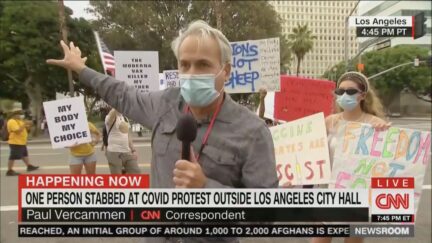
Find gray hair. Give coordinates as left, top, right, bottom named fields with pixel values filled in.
left=171, top=20, right=232, bottom=65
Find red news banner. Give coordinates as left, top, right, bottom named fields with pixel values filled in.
left=18, top=174, right=150, bottom=222
left=18, top=175, right=414, bottom=238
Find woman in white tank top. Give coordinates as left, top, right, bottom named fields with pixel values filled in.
left=104, top=109, right=141, bottom=174
left=312, top=72, right=391, bottom=243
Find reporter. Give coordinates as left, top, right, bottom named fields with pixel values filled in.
left=47, top=20, right=278, bottom=243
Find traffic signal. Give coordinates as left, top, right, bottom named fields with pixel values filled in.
left=413, top=12, right=427, bottom=39
left=357, top=63, right=364, bottom=72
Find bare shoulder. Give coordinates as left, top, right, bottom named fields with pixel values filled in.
left=325, top=113, right=340, bottom=123
left=325, top=113, right=341, bottom=130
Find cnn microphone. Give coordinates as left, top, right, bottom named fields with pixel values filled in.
left=176, top=114, right=198, bottom=160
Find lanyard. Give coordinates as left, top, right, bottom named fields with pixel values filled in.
left=183, top=97, right=224, bottom=162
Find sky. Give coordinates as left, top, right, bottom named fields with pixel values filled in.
left=64, top=0, right=95, bottom=20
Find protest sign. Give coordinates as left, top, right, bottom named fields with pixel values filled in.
left=43, top=97, right=91, bottom=149
left=114, top=51, right=159, bottom=92
left=163, top=70, right=180, bottom=88
left=270, top=112, right=331, bottom=186
left=226, top=37, right=280, bottom=93
left=274, top=76, right=335, bottom=122
left=330, top=122, right=431, bottom=213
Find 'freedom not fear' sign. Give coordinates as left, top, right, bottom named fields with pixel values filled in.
left=43, top=97, right=91, bottom=149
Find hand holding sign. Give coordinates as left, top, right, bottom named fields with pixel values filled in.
left=46, top=40, right=88, bottom=74
left=173, top=147, right=207, bottom=188
left=372, top=120, right=392, bottom=131
left=259, top=88, right=267, bottom=100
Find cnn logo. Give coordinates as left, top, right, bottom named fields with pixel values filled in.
left=375, top=193, right=409, bottom=209
left=371, top=178, right=415, bottom=215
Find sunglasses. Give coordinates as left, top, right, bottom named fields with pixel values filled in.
left=334, top=88, right=362, bottom=95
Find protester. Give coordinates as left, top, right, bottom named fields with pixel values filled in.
left=5, top=108, right=39, bottom=176
left=40, top=109, right=49, bottom=136
left=258, top=88, right=275, bottom=127
left=104, top=108, right=140, bottom=174
left=325, top=71, right=390, bottom=166
left=67, top=121, right=101, bottom=175
left=311, top=71, right=390, bottom=243
left=48, top=20, right=278, bottom=242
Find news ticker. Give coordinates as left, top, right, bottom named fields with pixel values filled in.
left=349, top=16, right=415, bottom=38
left=18, top=175, right=416, bottom=237
left=18, top=224, right=414, bottom=237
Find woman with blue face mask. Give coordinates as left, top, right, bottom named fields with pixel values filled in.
left=326, top=71, right=391, bottom=141
left=311, top=71, right=391, bottom=243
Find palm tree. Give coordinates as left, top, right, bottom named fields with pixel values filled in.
left=288, top=24, right=316, bottom=76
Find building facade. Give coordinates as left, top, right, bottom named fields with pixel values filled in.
left=269, top=1, right=359, bottom=78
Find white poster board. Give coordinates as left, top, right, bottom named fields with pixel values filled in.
left=114, top=51, right=159, bottom=92
left=43, top=97, right=91, bottom=149
left=330, top=122, right=431, bottom=214
left=270, top=112, right=331, bottom=186
left=163, top=70, right=180, bottom=88
left=226, top=37, right=280, bottom=93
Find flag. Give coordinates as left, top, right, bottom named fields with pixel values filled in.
left=94, top=31, right=115, bottom=76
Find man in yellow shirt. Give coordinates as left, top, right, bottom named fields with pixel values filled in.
left=6, top=108, right=39, bottom=176
left=68, top=121, right=101, bottom=174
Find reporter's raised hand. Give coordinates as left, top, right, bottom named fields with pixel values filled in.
left=46, top=40, right=88, bottom=74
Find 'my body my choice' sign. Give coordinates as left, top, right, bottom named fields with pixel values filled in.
left=43, top=97, right=91, bottom=149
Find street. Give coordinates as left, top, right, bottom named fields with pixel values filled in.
left=0, top=117, right=430, bottom=243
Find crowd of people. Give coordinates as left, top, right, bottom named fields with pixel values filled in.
left=0, top=19, right=394, bottom=243
left=1, top=106, right=140, bottom=176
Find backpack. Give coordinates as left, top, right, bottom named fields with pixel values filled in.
left=102, top=117, right=116, bottom=147
left=1, top=119, right=9, bottom=141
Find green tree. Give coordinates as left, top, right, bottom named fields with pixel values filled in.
left=362, top=45, right=431, bottom=106
left=0, top=2, right=101, bottom=135
left=322, top=61, right=348, bottom=82
left=88, top=0, right=291, bottom=108
left=288, top=24, right=316, bottom=76
left=89, top=0, right=291, bottom=71
left=323, top=45, right=431, bottom=107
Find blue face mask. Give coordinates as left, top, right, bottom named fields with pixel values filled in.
left=336, top=93, right=359, bottom=111
left=179, top=68, right=224, bottom=107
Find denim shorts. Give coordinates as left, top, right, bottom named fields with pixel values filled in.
left=69, top=153, right=97, bottom=165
